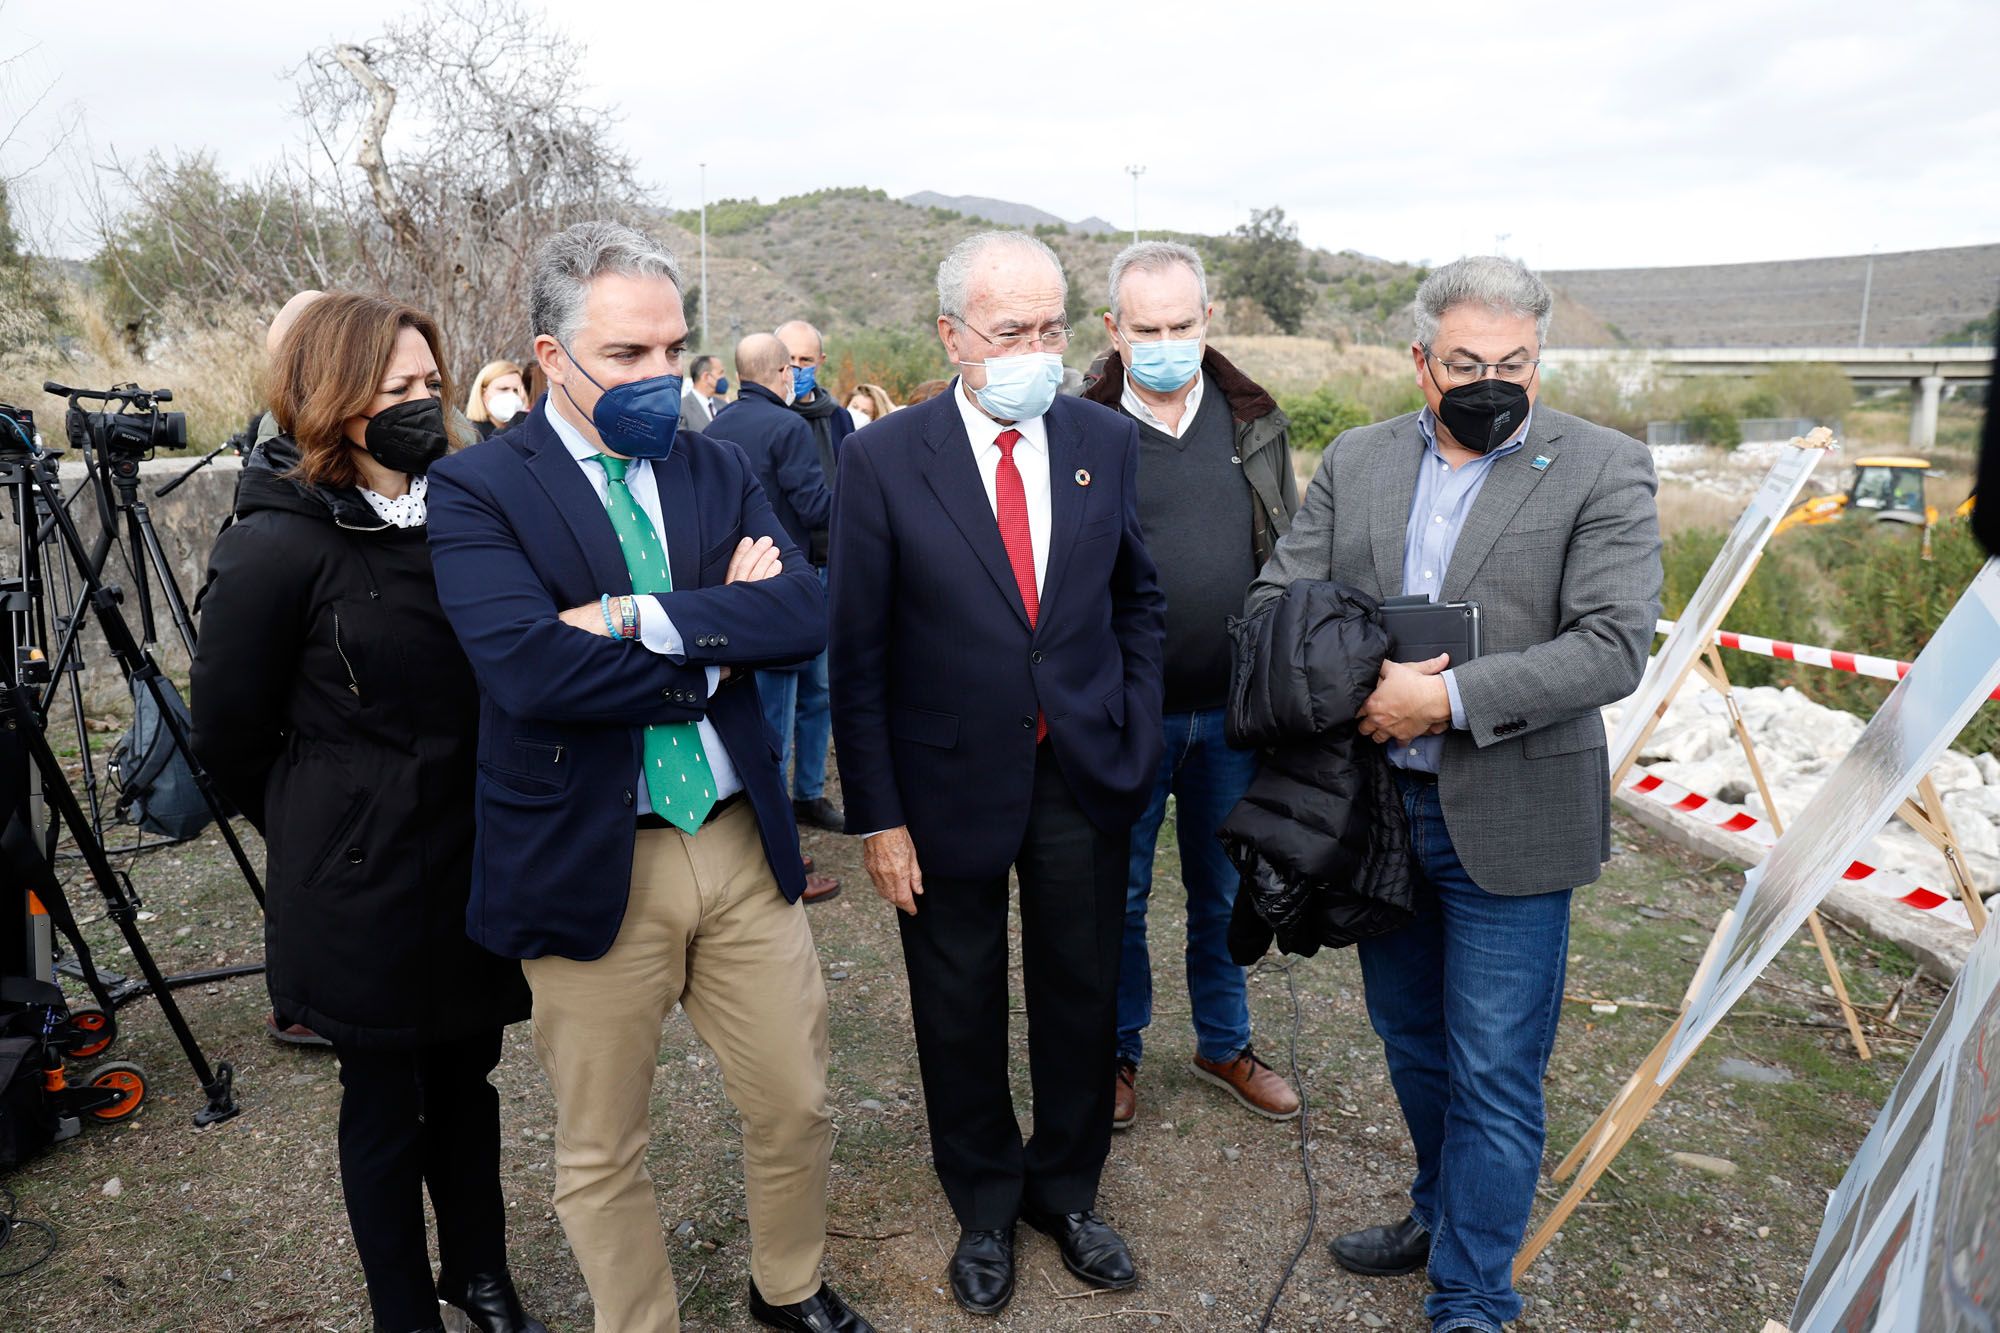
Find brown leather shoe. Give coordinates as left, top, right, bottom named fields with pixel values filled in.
left=1191, top=1046, right=1300, bottom=1120
left=802, top=871, right=842, bottom=905
left=1112, top=1060, right=1137, bottom=1131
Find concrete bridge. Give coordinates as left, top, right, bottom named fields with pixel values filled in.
left=1542, top=345, right=1994, bottom=448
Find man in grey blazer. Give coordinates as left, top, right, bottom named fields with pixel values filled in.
left=680, top=354, right=727, bottom=431
left=1245, top=256, right=1661, bottom=1333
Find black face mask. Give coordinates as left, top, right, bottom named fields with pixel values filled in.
left=1430, top=365, right=1531, bottom=455
left=361, top=398, right=451, bottom=475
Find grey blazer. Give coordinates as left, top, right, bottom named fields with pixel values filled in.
left=680, top=389, right=717, bottom=432
left=1246, top=406, right=1662, bottom=896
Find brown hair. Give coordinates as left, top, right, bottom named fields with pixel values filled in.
left=846, top=382, right=895, bottom=420
left=905, top=378, right=951, bottom=405
left=265, top=292, right=453, bottom=491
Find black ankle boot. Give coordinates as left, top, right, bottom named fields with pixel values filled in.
left=437, top=1272, right=548, bottom=1333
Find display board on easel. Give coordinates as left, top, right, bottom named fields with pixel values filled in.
left=1788, top=875, right=2000, bottom=1331
left=1515, top=558, right=2000, bottom=1281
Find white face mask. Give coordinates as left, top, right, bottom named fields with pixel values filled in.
left=961, top=352, right=1064, bottom=422
left=848, top=405, right=872, bottom=425
left=488, top=390, right=524, bottom=423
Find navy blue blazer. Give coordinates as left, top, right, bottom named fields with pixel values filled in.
left=427, top=398, right=825, bottom=961
left=828, top=387, right=1166, bottom=880
left=709, top=384, right=832, bottom=558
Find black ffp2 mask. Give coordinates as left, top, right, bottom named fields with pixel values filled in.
left=1433, top=375, right=1530, bottom=455
left=362, top=398, right=451, bottom=475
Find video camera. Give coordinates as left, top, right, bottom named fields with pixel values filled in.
left=44, top=381, right=187, bottom=462
left=0, top=402, right=33, bottom=459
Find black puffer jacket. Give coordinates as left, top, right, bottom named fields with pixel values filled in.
left=1218, top=580, right=1415, bottom=959
left=190, top=436, right=530, bottom=1049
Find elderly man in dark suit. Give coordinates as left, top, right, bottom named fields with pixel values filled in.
left=829, top=231, right=1165, bottom=1317
left=427, top=221, right=874, bottom=1333
left=1246, top=256, right=1662, bottom=1333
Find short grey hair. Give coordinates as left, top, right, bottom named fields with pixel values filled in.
left=937, top=231, right=1067, bottom=322
left=1108, top=240, right=1208, bottom=322
left=531, top=220, right=682, bottom=348
left=1412, top=255, right=1553, bottom=352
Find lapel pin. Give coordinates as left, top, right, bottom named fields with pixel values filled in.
left=1531, top=454, right=1553, bottom=472
left=1075, top=468, right=1091, bottom=487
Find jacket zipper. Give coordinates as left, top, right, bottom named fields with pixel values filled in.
left=332, top=611, right=360, bottom=697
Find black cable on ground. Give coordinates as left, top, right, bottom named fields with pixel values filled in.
left=1256, top=958, right=1318, bottom=1332
left=0, top=1182, right=59, bottom=1280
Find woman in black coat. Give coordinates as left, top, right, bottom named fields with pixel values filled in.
left=191, top=292, right=541, bottom=1333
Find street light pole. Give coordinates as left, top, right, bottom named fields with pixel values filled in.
left=1125, top=164, right=1145, bottom=246
left=699, top=162, right=710, bottom=350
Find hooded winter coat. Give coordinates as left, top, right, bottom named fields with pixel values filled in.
left=189, top=436, right=530, bottom=1049
left=1218, top=579, right=1415, bottom=960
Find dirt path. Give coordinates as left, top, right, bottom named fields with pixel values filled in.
left=2, top=798, right=1937, bottom=1331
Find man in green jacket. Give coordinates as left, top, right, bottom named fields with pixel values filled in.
left=1082, top=241, right=1302, bottom=1129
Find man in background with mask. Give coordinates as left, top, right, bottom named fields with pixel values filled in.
left=681, top=354, right=728, bottom=432
left=1245, top=256, right=1661, bottom=1333
left=427, top=221, right=875, bottom=1333
left=774, top=318, right=852, bottom=833
left=829, top=231, right=1164, bottom=1317
left=711, top=332, right=843, bottom=905
left=1079, top=241, right=1301, bottom=1131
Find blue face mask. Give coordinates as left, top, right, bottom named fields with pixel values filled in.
left=559, top=344, right=682, bottom=460
left=1126, top=336, right=1203, bottom=393
left=714, top=376, right=730, bottom=396
left=962, top=352, right=1065, bottom=422
left=791, top=365, right=817, bottom=399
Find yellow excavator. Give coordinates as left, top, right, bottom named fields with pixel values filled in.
left=1776, top=455, right=1976, bottom=534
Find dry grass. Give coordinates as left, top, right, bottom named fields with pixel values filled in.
left=0, top=284, right=266, bottom=450
left=1208, top=336, right=1409, bottom=400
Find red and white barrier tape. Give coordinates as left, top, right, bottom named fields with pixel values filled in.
left=1618, top=762, right=1975, bottom=930
left=1654, top=618, right=2000, bottom=703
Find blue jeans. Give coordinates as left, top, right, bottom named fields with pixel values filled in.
left=1357, top=772, right=1572, bottom=1333
left=1116, top=707, right=1258, bottom=1066
left=756, top=568, right=831, bottom=801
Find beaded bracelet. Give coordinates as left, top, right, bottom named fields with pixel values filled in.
left=600, top=593, right=621, bottom=639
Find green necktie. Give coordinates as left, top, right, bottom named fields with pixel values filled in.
left=593, top=454, right=715, bottom=833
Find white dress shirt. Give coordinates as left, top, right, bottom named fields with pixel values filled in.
left=1118, top=368, right=1207, bottom=440
left=951, top=377, right=1051, bottom=594
left=544, top=400, right=743, bottom=808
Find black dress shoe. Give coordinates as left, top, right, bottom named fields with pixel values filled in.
left=1328, top=1212, right=1431, bottom=1276
left=748, top=1279, right=877, bottom=1332
left=437, top=1271, right=547, bottom=1333
left=1024, top=1210, right=1137, bottom=1290
left=948, top=1227, right=1016, bottom=1315
left=794, top=796, right=845, bottom=831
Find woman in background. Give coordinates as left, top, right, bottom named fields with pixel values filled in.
left=192, top=294, right=541, bottom=1333
left=464, top=359, right=529, bottom=440
left=843, top=382, right=895, bottom=425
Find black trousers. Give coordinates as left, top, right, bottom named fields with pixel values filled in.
left=898, top=744, right=1128, bottom=1230
left=332, top=1028, right=509, bottom=1331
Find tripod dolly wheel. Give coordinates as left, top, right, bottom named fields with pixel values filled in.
left=64, top=1003, right=116, bottom=1060
left=84, top=1061, right=148, bottom=1122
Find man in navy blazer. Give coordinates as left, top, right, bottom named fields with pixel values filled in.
left=829, top=232, right=1165, bottom=1316
left=428, top=222, right=874, bottom=1333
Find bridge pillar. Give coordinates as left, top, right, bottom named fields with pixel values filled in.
left=1909, top=375, right=1944, bottom=450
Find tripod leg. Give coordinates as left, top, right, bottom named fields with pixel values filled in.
left=133, top=499, right=200, bottom=663
left=3, top=684, right=240, bottom=1125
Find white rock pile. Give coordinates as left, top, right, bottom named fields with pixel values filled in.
left=1605, top=684, right=2000, bottom=903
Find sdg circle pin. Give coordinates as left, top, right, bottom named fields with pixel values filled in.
left=1075, top=468, right=1091, bottom=487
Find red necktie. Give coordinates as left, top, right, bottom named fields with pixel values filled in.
left=994, top=429, right=1046, bottom=741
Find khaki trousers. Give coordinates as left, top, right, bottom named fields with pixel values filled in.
left=522, top=801, right=831, bottom=1333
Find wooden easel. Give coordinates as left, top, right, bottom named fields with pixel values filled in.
left=1894, top=775, right=1988, bottom=933
left=1614, top=618, right=1873, bottom=1062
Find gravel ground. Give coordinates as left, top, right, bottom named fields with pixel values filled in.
left=0, top=777, right=1939, bottom=1332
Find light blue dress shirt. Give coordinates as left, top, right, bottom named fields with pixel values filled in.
left=1388, top=406, right=1532, bottom=774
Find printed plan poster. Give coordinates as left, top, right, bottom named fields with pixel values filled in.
left=1665, top=560, right=2000, bottom=1081
left=1608, top=441, right=1825, bottom=773
left=1790, top=911, right=2000, bottom=1330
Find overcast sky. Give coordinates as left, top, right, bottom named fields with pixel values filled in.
left=5, top=0, right=1997, bottom=271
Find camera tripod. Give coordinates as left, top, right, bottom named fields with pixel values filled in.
left=2, top=415, right=243, bottom=1124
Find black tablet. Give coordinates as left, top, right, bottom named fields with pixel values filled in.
left=1377, top=596, right=1481, bottom=667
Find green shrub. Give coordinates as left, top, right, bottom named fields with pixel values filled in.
left=1680, top=396, right=1742, bottom=448
left=1280, top=387, right=1372, bottom=451
left=826, top=328, right=951, bottom=401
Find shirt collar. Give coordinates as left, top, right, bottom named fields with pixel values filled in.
left=545, top=396, right=637, bottom=470
left=1119, top=369, right=1206, bottom=438
left=1416, top=404, right=1533, bottom=461
left=951, top=377, right=1048, bottom=454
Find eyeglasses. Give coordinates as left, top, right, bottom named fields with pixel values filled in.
left=952, top=317, right=1073, bottom=353
left=1428, top=354, right=1540, bottom=385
